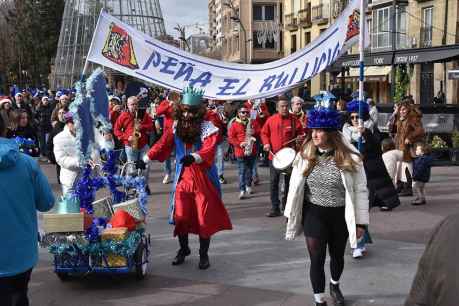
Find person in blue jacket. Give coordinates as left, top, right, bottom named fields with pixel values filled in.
left=411, top=142, right=433, bottom=206
left=0, top=115, right=55, bottom=306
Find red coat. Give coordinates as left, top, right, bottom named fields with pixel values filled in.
left=292, top=111, right=308, bottom=133
left=147, top=122, right=232, bottom=238
left=113, top=111, right=154, bottom=149
left=228, top=119, right=261, bottom=158
left=260, top=113, right=303, bottom=160
left=109, top=107, right=122, bottom=128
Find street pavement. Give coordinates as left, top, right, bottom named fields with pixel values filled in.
left=31, top=160, right=459, bottom=306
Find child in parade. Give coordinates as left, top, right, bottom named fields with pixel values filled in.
left=411, top=142, right=433, bottom=206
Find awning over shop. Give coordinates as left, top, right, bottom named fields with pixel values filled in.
left=332, top=44, right=459, bottom=69
left=338, top=66, right=392, bottom=81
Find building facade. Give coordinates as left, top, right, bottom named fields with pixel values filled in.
left=332, top=0, right=459, bottom=104
left=209, top=0, right=283, bottom=64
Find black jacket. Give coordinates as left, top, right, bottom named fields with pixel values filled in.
left=35, top=104, right=53, bottom=133
left=412, top=154, right=433, bottom=183
left=46, top=121, right=65, bottom=164
left=353, top=129, right=400, bottom=209
left=6, top=125, right=40, bottom=157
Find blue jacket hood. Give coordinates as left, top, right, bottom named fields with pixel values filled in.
left=0, top=138, right=19, bottom=169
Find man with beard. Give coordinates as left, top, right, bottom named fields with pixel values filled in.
left=139, top=86, right=232, bottom=270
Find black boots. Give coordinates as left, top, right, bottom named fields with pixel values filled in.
left=330, top=283, right=345, bottom=306
left=172, top=235, right=211, bottom=270
left=172, top=235, right=191, bottom=265
left=198, top=237, right=210, bottom=270
left=316, top=302, right=327, bottom=306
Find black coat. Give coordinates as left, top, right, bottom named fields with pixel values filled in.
left=46, top=121, right=65, bottom=164
left=352, top=130, right=400, bottom=209
left=35, top=104, right=53, bottom=133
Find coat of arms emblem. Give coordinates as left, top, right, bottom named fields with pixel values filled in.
left=102, top=23, right=139, bottom=69
left=346, top=9, right=360, bottom=42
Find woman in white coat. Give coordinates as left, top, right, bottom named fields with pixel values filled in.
left=54, top=112, right=114, bottom=195
left=284, top=103, right=369, bottom=306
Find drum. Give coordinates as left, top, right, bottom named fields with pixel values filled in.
left=272, top=147, right=296, bottom=174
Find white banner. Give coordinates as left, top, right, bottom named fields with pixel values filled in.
left=87, top=0, right=365, bottom=100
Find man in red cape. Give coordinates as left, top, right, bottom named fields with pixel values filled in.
left=139, top=86, right=232, bottom=270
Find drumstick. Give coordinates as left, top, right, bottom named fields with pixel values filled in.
left=282, top=134, right=305, bottom=147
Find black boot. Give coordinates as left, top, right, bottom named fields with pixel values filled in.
left=172, top=235, right=191, bottom=265
left=330, top=283, right=345, bottom=306
left=198, top=237, right=210, bottom=270
left=316, top=302, right=328, bottom=306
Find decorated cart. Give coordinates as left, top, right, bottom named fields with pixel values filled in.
left=41, top=153, right=151, bottom=280
left=39, top=68, right=151, bottom=280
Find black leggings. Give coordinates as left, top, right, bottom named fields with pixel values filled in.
left=303, top=205, right=349, bottom=293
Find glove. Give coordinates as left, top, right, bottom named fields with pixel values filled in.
left=180, top=155, right=195, bottom=167
left=135, top=160, right=146, bottom=170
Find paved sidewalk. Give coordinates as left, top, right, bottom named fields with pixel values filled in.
left=32, top=163, right=459, bottom=306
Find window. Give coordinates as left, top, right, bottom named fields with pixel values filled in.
left=372, top=7, right=390, bottom=49
left=422, top=7, right=433, bottom=47
left=305, top=31, right=311, bottom=45
left=253, top=4, right=275, bottom=21
left=253, top=31, right=276, bottom=49
left=396, top=6, right=407, bottom=48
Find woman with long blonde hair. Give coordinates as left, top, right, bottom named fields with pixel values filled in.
left=284, top=100, right=369, bottom=306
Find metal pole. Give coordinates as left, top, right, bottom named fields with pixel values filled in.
left=358, top=0, right=366, bottom=151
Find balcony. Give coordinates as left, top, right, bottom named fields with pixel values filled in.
left=312, top=3, right=329, bottom=25
left=284, top=13, right=298, bottom=31
left=298, top=9, right=311, bottom=28
left=420, top=26, right=432, bottom=47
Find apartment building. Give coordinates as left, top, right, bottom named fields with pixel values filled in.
left=283, top=0, right=344, bottom=96
left=332, top=0, right=459, bottom=104
left=209, top=0, right=283, bottom=63
left=209, top=0, right=224, bottom=50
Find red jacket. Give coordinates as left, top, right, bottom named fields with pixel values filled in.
left=292, top=111, right=308, bottom=133
left=109, top=106, right=122, bottom=128
left=228, top=119, right=261, bottom=158
left=260, top=113, right=303, bottom=160
left=114, top=111, right=154, bottom=149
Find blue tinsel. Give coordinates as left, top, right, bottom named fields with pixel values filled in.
left=307, top=108, right=341, bottom=130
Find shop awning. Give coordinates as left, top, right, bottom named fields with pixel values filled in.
left=332, top=44, right=459, bottom=69
left=338, top=66, right=392, bottom=81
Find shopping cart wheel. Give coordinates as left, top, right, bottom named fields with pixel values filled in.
left=135, top=242, right=148, bottom=280
left=56, top=272, right=70, bottom=281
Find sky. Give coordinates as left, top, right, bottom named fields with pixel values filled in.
left=159, top=0, right=209, bottom=38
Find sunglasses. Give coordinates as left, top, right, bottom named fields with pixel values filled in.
left=350, top=115, right=359, bottom=120
left=239, top=111, right=248, bottom=114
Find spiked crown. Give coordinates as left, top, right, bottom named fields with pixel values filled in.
left=181, top=86, right=204, bottom=106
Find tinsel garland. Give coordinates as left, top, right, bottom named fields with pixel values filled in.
left=102, top=150, right=126, bottom=204
left=73, top=165, right=106, bottom=214
left=47, top=230, right=143, bottom=258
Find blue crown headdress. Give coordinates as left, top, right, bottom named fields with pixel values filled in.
left=181, top=86, right=204, bottom=106
left=307, top=91, right=341, bottom=130
left=346, top=99, right=369, bottom=118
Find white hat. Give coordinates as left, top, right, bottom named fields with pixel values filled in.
left=0, top=98, right=12, bottom=106
left=41, top=96, right=49, bottom=102
left=109, top=95, right=121, bottom=102
left=14, top=92, right=22, bottom=98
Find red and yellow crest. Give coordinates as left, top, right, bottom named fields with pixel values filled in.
left=345, top=9, right=360, bottom=42
left=102, top=23, right=139, bottom=69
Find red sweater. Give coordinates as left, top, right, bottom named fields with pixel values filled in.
left=114, top=111, right=154, bottom=149
left=260, top=113, right=303, bottom=160
left=228, top=119, right=261, bottom=158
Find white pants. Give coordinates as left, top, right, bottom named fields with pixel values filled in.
left=396, top=161, right=413, bottom=183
